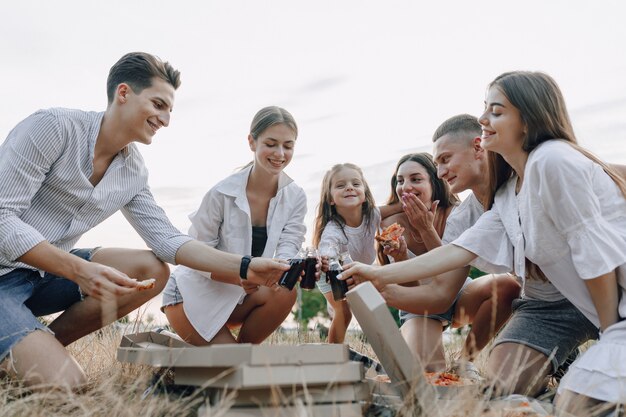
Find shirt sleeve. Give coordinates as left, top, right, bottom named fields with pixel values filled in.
left=532, top=145, right=626, bottom=279
left=318, top=222, right=348, bottom=257
left=452, top=205, right=514, bottom=274
left=121, top=185, right=192, bottom=265
left=274, top=186, right=307, bottom=260
left=442, top=205, right=465, bottom=245
left=0, top=111, right=63, bottom=263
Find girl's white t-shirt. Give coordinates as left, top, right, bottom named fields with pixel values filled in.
left=318, top=207, right=381, bottom=264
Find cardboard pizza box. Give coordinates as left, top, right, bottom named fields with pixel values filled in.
left=206, top=381, right=371, bottom=407
left=198, top=402, right=364, bottom=417
left=118, top=332, right=348, bottom=368
left=174, top=361, right=363, bottom=388
left=346, top=282, right=480, bottom=414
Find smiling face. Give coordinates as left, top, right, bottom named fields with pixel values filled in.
left=329, top=167, right=366, bottom=210
left=395, top=160, right=433, bottom=205
left=433, top=133, right=485, bottom=194
left=249, top=123, right=296, bottom=176
left=479, top=86, right=526, bottom=156
left=120, top=77, right=175, bottom=145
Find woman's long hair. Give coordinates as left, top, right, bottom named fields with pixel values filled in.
left=312, top=163, right=376, bottom=248
left=486, top=71, right=626, bottom=208
left=378, top=152, right=458, bottom=265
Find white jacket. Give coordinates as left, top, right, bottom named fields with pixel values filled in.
left=175, top=165, right=307, bottom=341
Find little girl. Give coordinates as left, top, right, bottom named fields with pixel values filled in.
left=313, top=163, right=398, bottom=344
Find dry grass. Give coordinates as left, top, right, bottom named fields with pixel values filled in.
left=1, top=323, right=615, bottom=417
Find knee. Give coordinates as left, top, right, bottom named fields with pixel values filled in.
left=495, top=274, right=521, bottom=301
left=140, top=255, right=170, bottom=291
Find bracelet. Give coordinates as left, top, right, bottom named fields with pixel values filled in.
left=240, top=255, right=252, bottom=280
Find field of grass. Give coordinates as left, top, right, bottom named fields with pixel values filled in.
left=0, top=321, right=615, bottom=417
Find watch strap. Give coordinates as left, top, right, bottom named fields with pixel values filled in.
left=240, top=255, right=252, bottom=280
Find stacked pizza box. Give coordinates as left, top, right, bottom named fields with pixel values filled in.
left=117, top=332, right=368, bottom=416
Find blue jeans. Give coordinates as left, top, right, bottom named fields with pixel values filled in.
left=0, top=248, right=95, bottom=362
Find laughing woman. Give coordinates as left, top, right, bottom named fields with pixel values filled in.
left=340, top=72, right=626, bottom=413
left=162, top=106, right=306, bottom=345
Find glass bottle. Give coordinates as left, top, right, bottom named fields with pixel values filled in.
left=278, top=247, right=306, bottom=290
left=300, top=246, right=319, bottom=291
left=327, top=253, right=349, bottom=301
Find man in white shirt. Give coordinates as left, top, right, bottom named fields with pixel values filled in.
left=0, top=52, right=289, bottom=390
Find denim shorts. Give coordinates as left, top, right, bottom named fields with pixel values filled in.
left=399, top=277, right=472, bottom=329
left=493, top=297, right=599, bottom=373
left=161, top=273, right=183, bottom=311
left=0, top=248, right=95, bottom=363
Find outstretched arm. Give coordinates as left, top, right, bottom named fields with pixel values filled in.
left=175, top=240, right=290, bottom=287
left=381, top=265, right=470, bottom=313
left=339, top=243, right=476, bottom=288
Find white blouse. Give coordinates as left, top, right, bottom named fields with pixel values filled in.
left=452, top=141, right=626, bottom=402
left=445, top=192, right=564, bottom=301
left=174, top=166, right=307, bottom=341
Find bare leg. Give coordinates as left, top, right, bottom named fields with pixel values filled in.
left=4, top=330, right=87, bottom=390
left=49, top=248, right=170, bottom=346
left=163, top=303, right=237, bottom=345
left=228, top=287, right=297, bottom=344
left=323, top=292, right=352, bottom=344
left=400, top=317, right=446, bottom=372
left=486, top=342, right=552, bottom=396
left=555, top=390, right=613, bottom=417
left=454, top=274, right=520, bottom=359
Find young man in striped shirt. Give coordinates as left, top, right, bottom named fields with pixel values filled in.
left=0, top=52, right=291, bottom=390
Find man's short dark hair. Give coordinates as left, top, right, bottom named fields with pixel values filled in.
left=432, top=114, right=481, bottom=142
left=106, top=52, right=181, bottom=104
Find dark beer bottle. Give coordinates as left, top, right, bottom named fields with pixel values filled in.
left=300, top=246, right=319, bottom=291
left=327, top=255, right=349, bottom=301
left=278, top=248, right=306, bottom=290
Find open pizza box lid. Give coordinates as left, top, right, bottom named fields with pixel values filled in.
left=346, top=282, right=480, bottom=405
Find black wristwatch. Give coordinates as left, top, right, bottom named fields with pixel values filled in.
left=240, top=255, right=252, bottom=280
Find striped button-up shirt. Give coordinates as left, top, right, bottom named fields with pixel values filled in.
left=0, top=108, right=192, bottom=276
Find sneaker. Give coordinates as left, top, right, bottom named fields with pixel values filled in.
left=348, top=347, right=385, bottom=374
left=448, top=360, right=484, bottom=382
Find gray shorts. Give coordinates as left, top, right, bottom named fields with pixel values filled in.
left=493, top=297, right=599, bottom=373
left=399, top=277, right=472, bottom=329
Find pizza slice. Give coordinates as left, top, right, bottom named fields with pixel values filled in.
left=136, top=278, right=156, bottom=291
left=375, top=222, right=405, bottom=250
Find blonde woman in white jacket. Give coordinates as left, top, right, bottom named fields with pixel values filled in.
left=163, top=106, right=307, bottom=345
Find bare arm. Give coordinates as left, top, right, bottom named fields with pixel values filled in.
left=340, top=243, right=476, bottom=288
left=379, top=202, right=403, bottom=219
left=381, top=265, right=470, bottom=313
left=18, top=242, right=141, bottom=300
left=175, top=240, right=289, bottom=287
left=584, top=271, right=620, bottom=332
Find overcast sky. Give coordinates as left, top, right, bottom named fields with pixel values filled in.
left=3, top=0, right=626, bottom=193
